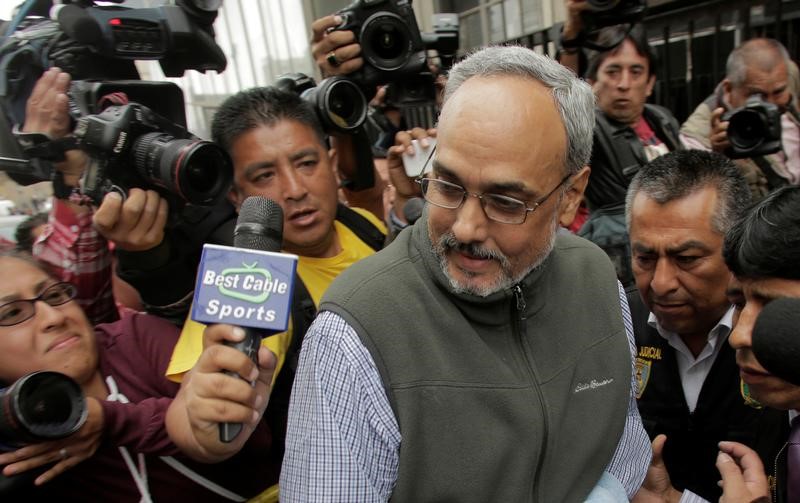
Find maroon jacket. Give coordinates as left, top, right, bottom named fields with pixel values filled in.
left=13, top=312, right=272, bottom=502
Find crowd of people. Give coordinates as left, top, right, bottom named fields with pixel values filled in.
left=1, top=0, right=800, bottom=502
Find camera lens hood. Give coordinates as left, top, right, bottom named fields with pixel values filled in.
left=0, top=371, right=87, bottom=446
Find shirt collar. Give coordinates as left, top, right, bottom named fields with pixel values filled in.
left=647, top=304, right=736, bottom=345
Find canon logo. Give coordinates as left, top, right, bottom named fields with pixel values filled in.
left=113, top=131, right=127, bottom=154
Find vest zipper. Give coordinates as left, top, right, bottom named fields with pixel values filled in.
left=512, top=284, right=548, bottom=501
left=773, top=441, right=786, bottom=502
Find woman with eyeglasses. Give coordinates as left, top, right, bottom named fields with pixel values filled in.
left=0, top=251, right=274, bottom=502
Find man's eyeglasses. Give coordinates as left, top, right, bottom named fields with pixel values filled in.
left=0, top=282, right=78, bottom=327
left=417, top=174, right=572, bottom=225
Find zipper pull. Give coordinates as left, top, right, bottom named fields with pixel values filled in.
left=513, top=284, right=526, bottom=314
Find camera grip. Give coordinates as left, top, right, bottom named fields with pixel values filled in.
left=218, top=327, right=263, bottom=443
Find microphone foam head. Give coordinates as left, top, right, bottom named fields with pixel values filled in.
left=752, top=297, right=800, bottom=386
left=234, top=196, right=283, bottom=252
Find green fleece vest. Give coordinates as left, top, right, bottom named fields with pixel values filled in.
left=320, top=216, right=631, bottom=503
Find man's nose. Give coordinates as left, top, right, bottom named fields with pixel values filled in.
left=650, top=258, right=679, bottom=297
left=450, top=195, right=489, bottom=245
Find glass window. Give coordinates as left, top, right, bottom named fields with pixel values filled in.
left=521, top=0, right=542, bottom=33
left=489, top=3, right=505, bottom=43
left=460, top=12, right=483, bottom=51
left=504, top=0, right=522, bottom=39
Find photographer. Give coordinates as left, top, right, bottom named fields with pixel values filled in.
left=564, top=20, right=683, bottom=287
left=680, top=38, right=800, bottom=200
left=0, top=250, right=277, bottom=502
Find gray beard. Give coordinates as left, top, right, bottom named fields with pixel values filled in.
left=432, top=218, right=558, bottom=297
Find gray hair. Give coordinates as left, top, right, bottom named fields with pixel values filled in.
left=443, top=45, right=595, bottom=175
left=625, top=150, right=751, bottom=235
left=726, top=38, right=791, bottom=87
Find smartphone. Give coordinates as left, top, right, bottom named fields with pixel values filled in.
left=402, top=138, right=437, bottom=177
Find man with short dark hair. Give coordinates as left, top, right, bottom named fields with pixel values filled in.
left=561, top=17, right=683, bottom=286
left=717, top=186, right=800, bottom=503
left=626, top=150, right=788, bottom=502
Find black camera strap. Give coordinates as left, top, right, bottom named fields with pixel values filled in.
left=753, top=156, right=789, bottom=191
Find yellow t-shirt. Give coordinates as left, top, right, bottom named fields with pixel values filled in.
left=166, top=208, right=386, bottom=382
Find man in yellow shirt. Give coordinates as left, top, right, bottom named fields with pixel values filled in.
left=166, top=87, right=387, bottom=496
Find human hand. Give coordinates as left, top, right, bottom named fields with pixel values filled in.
left=717, top=441, right=770, bottom=503
left=564, top=0, right=590, bottom=40
left=23, top=67, right=87, bottom=186
left=92, top=189, right=168, bottom=251
left=387, top=127, right=436, bottom=223
left=0, top=396, right=104, bottom=485
left=166, top=324, right=277, bottom=462
left=632, top=435, right=683, bottom=503
left=311, top=14, right=363, bottom=76
left=710, top=107, right=731, bottom=154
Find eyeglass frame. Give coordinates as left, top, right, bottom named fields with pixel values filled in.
left=0, top=282, right=79, bottom=327
left=413, top=144, right=573, bottom=225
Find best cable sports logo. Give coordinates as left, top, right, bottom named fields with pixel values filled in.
left=191, top=244, right=298, bottom=331
left=202, top=262, right=290, bottom=322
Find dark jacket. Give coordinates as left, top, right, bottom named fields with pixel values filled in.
left=585, top=104, right=682, bottom=210
left=627, top=289, right=789, bottom=501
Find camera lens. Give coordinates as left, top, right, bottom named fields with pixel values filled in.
left=587, top=0, right=621, bottom=11
left=132, top=133, right=233, bottom=206
left=361, top=12, right=412, bottom=71
left=0, top=371, right=87, bottom=445
left=727, top=109, right=767, bottom=151
left=306, top=78, right=368, bottom=133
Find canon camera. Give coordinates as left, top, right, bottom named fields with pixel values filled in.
left=722, top=95, right=783, bottom=159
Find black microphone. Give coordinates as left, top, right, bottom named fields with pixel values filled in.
left=402, top=197, right=425, bottom=225
left=752, top=297, right=800, bottom=386
left=219, top=196, right=283, bottom=442
left=52, top=4, right=103, bottom=47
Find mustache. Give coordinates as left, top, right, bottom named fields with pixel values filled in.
left=435, top=232, right=510, bottom=265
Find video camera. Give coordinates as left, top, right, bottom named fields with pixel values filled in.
left=0, top=0, right=231, bottom=210
left=722, top=94, right=783, bottom=159
left=333, top=0, right=459, bottom=130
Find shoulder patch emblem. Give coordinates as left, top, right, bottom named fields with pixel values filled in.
left=740, top=379, right=764, bottom=409
left=635, top=357, right=652, bottom=399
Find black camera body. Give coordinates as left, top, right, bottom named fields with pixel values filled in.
left=582, top=0, right=647, bottom=30
left=71, top=88, right=232, bottom=208
left=335, top=0, right=427, bottom=88
left=722, top=95, right=783, bottom=159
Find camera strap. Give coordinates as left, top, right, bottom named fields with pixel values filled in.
left=752, top=156, right=789, bottom=190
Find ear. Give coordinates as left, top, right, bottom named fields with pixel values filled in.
left=558, top=166, right=591, bottom=228
left=227, top=187, right=243, bottom=211
left=721, top=78, right=733, bottom=104
left=645, top=74, right=656, bottom=97
left=328, top=147, right=338, bottom=175
left=327, top=146, right=344, bottom=188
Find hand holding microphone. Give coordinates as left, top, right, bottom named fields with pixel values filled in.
left=187, top=196, right=298, bottom=444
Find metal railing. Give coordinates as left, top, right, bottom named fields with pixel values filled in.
left=503, top=0, right=800, bottom=122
